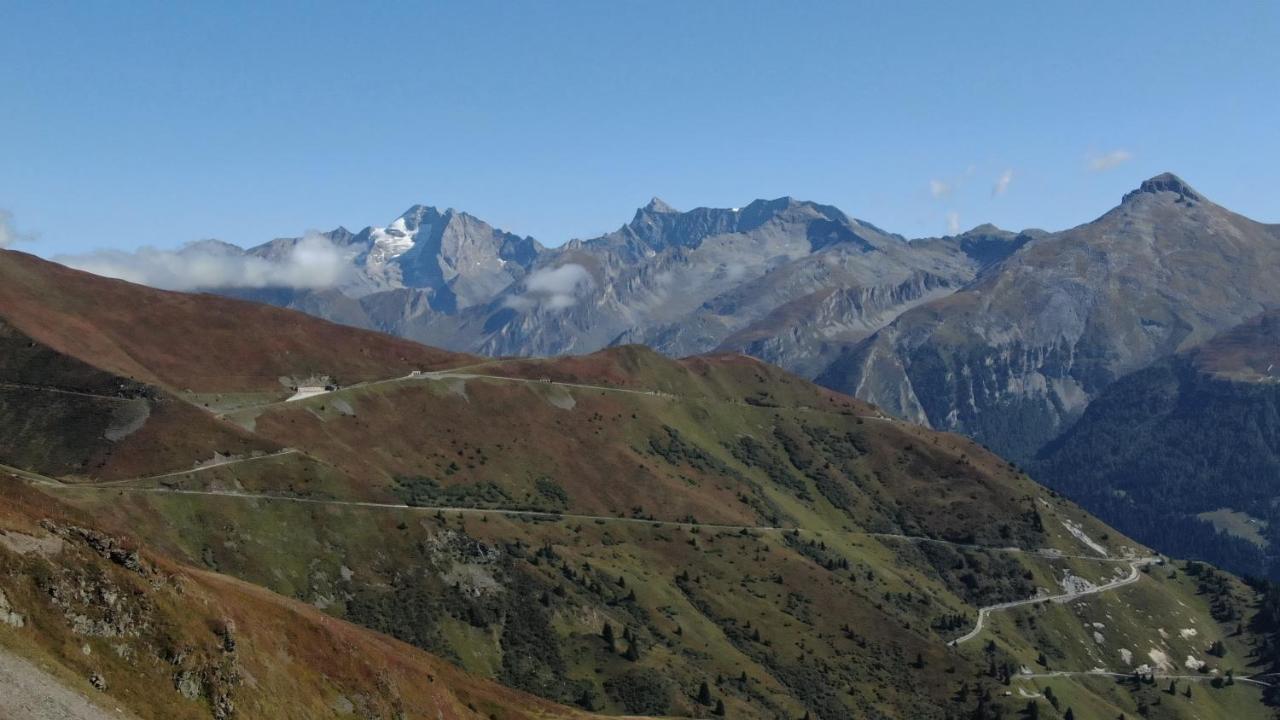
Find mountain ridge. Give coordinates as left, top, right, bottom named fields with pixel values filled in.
left=820, top=172, right=1280, bottom=460
left=5, top=249, right=1275, bottom=717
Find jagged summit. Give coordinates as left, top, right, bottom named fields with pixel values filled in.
left=1123, top=172, right=1202, bottom=204
left=642, top=196, right=677, bottom=214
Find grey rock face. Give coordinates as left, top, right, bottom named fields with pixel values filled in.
left=218, top=196, right=1003, bottom=378
left=245, top=205, right=543, bottom=313
left=819, top=173, right=1280, bottom=460
left=399, top=197, right=991, bottom=364
left=206, top=172, right=1276, bottom=466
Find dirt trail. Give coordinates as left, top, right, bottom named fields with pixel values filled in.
left=219, top=364, right=898, bottom=423
left=92, top=449, right=300, bottom=487
left=24, top=478, right=1152, bottom=567
left=0, top=646, right=137, bottom=720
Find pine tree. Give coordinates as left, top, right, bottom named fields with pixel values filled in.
left=1064, top=709, right=1074, bottom=720
left=713, top=699, right=725, bottom=716
left=602, top=622, right=615, bottom=647
left=624, top=641, right=640, bottom=661
left=697, top=681, right=713, bottom=706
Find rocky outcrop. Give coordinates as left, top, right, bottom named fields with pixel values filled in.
left=0, top=588, right=24, bottom=627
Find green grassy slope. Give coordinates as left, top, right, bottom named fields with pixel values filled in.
left=0, top=481, right=591, bottom=720
left=3, top=252, right=1273, bottom=718
left=41, top=353, right=1273, bottom=719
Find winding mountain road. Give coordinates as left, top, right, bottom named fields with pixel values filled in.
left=1014, top=669, right=1270, bottom=687
left=949, top=558, right=1154, bottom=646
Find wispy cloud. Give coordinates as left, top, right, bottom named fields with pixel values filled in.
left=56, top=234, right=352, bottom=291
left=929, top=179, right=952, bottom=199
left=946, top=211, right=961, bottom=235
left=1088, top=149, right=1133, bottom=172
left=992, top=169, right=1014, bottom=197
left=0, top=210, right=36, bottom=248
left=505, top=263, right=593, bottom=311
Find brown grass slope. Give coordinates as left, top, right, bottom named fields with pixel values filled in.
left=3, top=252, right=1272, bottom=718
left=0, top=479, right=587, bottom=720
left=0, top=318, right=278, bottom=480
left=0, top=249, right=470, bottom=394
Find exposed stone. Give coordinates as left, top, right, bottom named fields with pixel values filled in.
left=0, top=589, right=25, bottom=627
left=175, top=669, right=202, bottom=700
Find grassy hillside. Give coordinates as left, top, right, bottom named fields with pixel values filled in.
left=0, top=249, right=469, bottom=394
left=0, top=479, right=588, bottom=720
left=44, top=353, right=1273, bottom=719
left=0, top=318, right=278, bottom=480
left=3, top=253, right=1275, bottom=718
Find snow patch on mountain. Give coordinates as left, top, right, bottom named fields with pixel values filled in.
left=367, top=217, right=422, bottom=267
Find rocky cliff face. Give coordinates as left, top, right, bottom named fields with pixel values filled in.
left=459, top=197, right=983, bottom=359
left=227, top=196, right=1010, bottom=374
left=246, top=205, right=543, bottom=314
left=819, top=174, right=1280, bottom=460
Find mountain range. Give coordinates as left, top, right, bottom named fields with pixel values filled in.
left=823, top=173, right=1280, bottom=460
left=4, top=246, right=1276, bottom=718
left=195, top=173, right=1280, bottom=470
left=216, top=196, right=1030, bottom=380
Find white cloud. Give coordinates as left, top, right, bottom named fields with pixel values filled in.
left=992, top=169, right=1014, bottom=197
left=946, top=211, right=961, bottom=235
left=0, top=210, right=35, bottom=248
left=56, top=233, right=352, bottom=291
left=1088, top=149, right=1133, bottom=172
left=929, top=179, right=952, bottom=199
left=506, top=263, right=593, bottom=311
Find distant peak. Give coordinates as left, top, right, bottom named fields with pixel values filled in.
left=1123, top=172, right=1201, bottom=203
left=963, top=223, right=1005, bottom=235
left=642, top=197, right=677, bottom=214
left=400, top=203, right=440, bottom=216
left=181, top=238, right=244, bottom=254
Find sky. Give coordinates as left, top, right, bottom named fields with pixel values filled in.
left=1, top=1, right=1277, bottom=256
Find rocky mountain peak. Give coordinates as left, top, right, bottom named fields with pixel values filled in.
left=643, top=197, right=677, bottom=214
left=1122, top=172, right=1202, bottom=204
left=396, top=204, right=451, bottom=232
left=963, top=223, right=1006, bottom=236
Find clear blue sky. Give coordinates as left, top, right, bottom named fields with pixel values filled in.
left=2, top=1, right=1277, bottom=254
